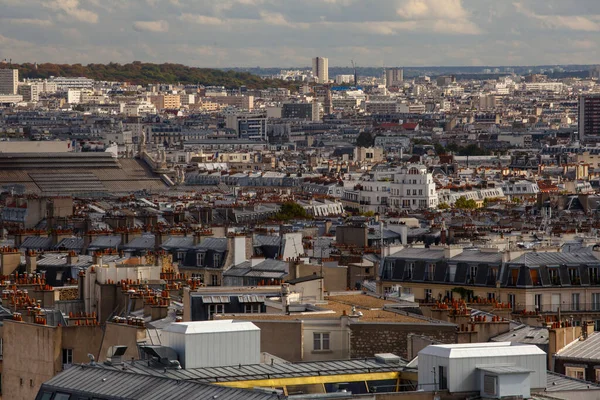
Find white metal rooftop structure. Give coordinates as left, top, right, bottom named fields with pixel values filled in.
left=418, top=342, right=546, bottom=394
left=164, top=319, right=260, bottom=334
left=419, top=342, right=545, bottom=359
left=162, top=320, right=261, bottom=369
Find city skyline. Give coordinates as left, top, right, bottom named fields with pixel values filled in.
left=2, top=0, right=600, bottom=67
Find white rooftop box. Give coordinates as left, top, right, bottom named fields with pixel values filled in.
left=418, top=342, right=546, bottom=394
left=162, top=320, right=260, bottom=369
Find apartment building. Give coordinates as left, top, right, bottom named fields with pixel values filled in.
left=390, top=164, right=438, bottom=210
left=0, top=68, right=18, bottom=94
left=380, top=246, right=600, bottom=330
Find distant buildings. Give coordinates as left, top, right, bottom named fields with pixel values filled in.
left=578, top=93, right=600, bottom=142
left=312, top=57, right=329, bottom=84
left=0, top=69, right=18, bottom=94
left=385, top=68, right=403, bottom=88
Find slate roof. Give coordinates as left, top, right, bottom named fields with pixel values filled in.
left=54, top=237, right=84, bottom=251
left=38, top=365, right=280, bottom=400
left=195, top=237, right=228, bottom=252
left=254, top=235, right=281, bottom=247
left=510, top=251, right=600, bottom=266
left=491, top=325, right=549, bottom=345
left=160, top=236, right=194, bottom=250
left=122, top=235, right=156, bottom=250
left=88, top=235, right=122, bottom=249
left=450, top=249, right=503, bottom=264
left=20, top=236, right=53, bottom=250
left=388, top=247, right=445, bottom=260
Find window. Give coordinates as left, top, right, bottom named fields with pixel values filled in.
left=424, top=289, right=432, bottom=301
left=510, top=268, right=519, bottom=286
left=406, top=263, right=414, bottom=279
left=593, top=293, right=600, bottom=311
left=208, top=304, right=225, bottom=319
left=177, top=251, right=186, bottom=261
left=419, top=189, right=423, bottom=195
left=313, top=333, right=330, bottom=351
left=406, top=189, right=410, bottom=196
left=487, top=293, right=496, bottom=301
left=62, top=348, right=73, bottom=368
left=508, top=294, right=516, bottom=310
left=591, top=267, right=600, bottom=284
left=569, top=268, right=581, bottom=285
left=211, top=274, right=218, bottom=286
left=549, top=267, right=560, bottom=284
left=213, top=253, right=222, bottom=266
left=445, top=290, right=453, bottom=301
left=448, top=265, right=457, bottom=282
left=566, top=366, right=585, bottom=380
left=572, top=293, right=580, bottom=311
left=245, top=303, right=260, bottom=313
left=469, top=266, right=478, bottom=282
left=425, top=264, right=435, bottom=281
left=490, top=268, right=498, bottom=282
left=54, top=394, right=71, bottom=400
left=196, top=252, right=206, bottom=266
left=530, top=269, right=540, bottom=286
left=535, top=294, right=542, bottom=311
left=596, top=368, right=600, bottom=383
left=403, top=287, right=412, bottom=294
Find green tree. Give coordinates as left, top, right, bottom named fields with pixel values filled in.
left=438, top=202, right=450, bottom=210
left=434, top=143, right=446, bottom=155
left=454, top=196, right=478, bottom=210
left=356, top=131, right=375, bottom=147
left=275, top=202, right=309, bottom=221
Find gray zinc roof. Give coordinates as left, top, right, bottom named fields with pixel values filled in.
left=450, top=249, right=503, bottom=264
left=123, top=235, right=156, bottom=250
left=195, top=237, right=228, bottom=252
left=40, top=365, right=280, bottom=400
left=20, top=236, right=53, bottom=250
left=54, top=237, right=84, bottom=250
left=545, top=371, right=600, bottom=392
left=388, top=247, right=445, bottom=260
left=555, top=332, right=600, bottom=360
left=510, top=251, right=600, bottom=266
left=491, top=325, right=549, bottom=345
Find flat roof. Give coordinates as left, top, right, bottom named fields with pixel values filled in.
left=419, top=342, right=546, bottom=359
left=477, top=365, right=533, bottom=375
left=164, top=320, right=259, bottom=334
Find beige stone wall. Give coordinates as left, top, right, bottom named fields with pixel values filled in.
left=2, top=320, right=61, bottom=400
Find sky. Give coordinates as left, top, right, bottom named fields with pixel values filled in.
left=1, top=0, right=600, bottom=68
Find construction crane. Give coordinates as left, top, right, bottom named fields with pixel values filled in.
left=351, top=60, right=357, bottom=86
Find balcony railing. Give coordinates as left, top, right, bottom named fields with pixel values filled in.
left=518, top=303, right=600, bottom=313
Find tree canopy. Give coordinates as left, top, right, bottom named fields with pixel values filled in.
left=1, top=62, right=297, bottom=89
left=275, top=202, right=309, bottom=221
left=454, top=196, right=478, bottom=210
left=356, top=131, right=375, bottom=147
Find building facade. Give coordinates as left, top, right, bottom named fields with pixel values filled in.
left=312, top=57, right=329, bottom=84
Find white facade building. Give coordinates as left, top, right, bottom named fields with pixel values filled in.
left=418, top=342, right=546, bottom=396
left=51, top=77, right=94, bottom=90
left=390, top=165, right=438, bottom=210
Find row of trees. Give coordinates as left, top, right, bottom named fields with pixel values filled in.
left=2, top=62, right=297, bottom=89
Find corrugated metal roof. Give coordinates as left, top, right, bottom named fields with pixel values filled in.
left=20, top=236, right=53, bottom=250
left=555, top=332, right=600, bottom=360
left=40, top=365, right=279, bottom=400
left=94, top=356, right=407, bottom=383
left=545, top=371, right=600, bottom=392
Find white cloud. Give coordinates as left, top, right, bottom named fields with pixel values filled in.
left=514, top=2, right=600, bottom=32
left=1, top=17, right=53, bottom=27
left=45, top=0, right=99, bottom=23
left=133, top=20, right=170, bottom=32
left=396, top=0, right=481, bottom=34
left=180, top=14, right=225, bottom=26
